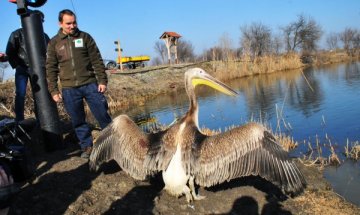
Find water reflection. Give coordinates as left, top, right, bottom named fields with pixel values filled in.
left=344, top=63, right=360, bottom=84
left=289, top=68, right=323, bottom=116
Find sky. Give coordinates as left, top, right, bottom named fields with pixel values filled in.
left=0, top=0, right=360, bottom=79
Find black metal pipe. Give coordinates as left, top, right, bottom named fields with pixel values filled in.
left=20, top=11, right=63, bottom=151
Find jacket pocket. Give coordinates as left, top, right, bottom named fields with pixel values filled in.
left=55, top=42, right=70, bottom=62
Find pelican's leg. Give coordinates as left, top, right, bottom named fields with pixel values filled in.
left=189, top=176, right=206, bottom=200
left=182, top=185, right=193, bottom=203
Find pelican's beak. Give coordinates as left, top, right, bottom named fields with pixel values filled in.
left=192, top=73, right=238, bottom=96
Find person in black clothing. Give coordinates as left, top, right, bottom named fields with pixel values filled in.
left=5, top=10, right=50, bottom=122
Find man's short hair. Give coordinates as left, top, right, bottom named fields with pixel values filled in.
left=58, top=9, right=76, bottom=22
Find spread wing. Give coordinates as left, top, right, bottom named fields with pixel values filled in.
left=89, top=115, right=165, bottom=180
left=192, top=122, right=306, bottom=193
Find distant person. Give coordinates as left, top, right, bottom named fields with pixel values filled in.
left=5, top=10, right=50, bottom=122
left=46, top=9, right=112, bottom=159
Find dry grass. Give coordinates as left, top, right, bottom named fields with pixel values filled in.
left=292, top=189, right=359, bottom=215
left=276, top=133, right=298, bottom=152
left=0, top=82, right=36, bottom=119
left=344, top=140, right=360, bottom=160
left=0, top=81, right=70, bottom=121
left=329, top=145, right=341, bottom=166
left=208, top=53, right=304, bottom=82
left=298, top=135, right=342, bottom=169
left=313, top=50, right=360, bottom=65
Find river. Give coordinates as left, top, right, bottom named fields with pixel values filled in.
left=118, top=62, right=360, bottom=206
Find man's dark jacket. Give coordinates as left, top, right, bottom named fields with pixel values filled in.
left=6, top=28, right=50, bottom=69
left=46, top=28, right=107, bottom=96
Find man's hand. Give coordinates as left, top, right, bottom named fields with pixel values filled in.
left=98, top=84, right=107, bottom=93
left=52, top=93, right=62, bottom=103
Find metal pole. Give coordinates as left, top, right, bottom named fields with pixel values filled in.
left=117, top=40, right=123, bottom=72
left=20, top=10, right=63, bottom=151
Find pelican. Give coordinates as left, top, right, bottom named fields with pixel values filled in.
left=89, top=68, right=306, bottom=202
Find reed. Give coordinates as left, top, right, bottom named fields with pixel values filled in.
left=344, top=140, right=360, bottom=160
left=329, top=146, right=341, bottom=166
left=297, top=133, right=344, bottom=169
left=312, top=50, right=360, bottom=65
left=209, top=53, right=304, bottom=82
left=276, top=133, right=298, bottom=152
left=299, top=139, right=328, bottom=169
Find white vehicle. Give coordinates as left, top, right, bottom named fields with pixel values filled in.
left=103, top=59, right=117, bottom=70
left=103, top=55, right=150, bottom=70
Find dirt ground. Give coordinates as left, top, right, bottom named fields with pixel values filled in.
left=6, top=133, right=360, bottom=215
left=1, top=63, right=360, bottom=214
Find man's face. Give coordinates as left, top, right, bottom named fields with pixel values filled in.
left=59, top=14, right=77, bottom=35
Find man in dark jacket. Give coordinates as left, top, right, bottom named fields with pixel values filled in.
left=5, top=10, right=50, bottom=122
left=46, top=9, right=112, bottom=159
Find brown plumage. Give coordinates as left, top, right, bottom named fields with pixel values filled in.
left=89, top=68, right=306, bottom=202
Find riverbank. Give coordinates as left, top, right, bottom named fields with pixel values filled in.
left=105, top=58, right=302, bottom=113
left=105, top=51, right=360, bottom=112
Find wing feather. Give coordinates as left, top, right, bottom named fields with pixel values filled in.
left=89, top=115, right=161, bottom=180
left=193, top=122, right=306, bottom=193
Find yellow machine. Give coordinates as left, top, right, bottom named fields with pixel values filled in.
left=117, top=55, right=150, bottom=64
left=117, top=55, right=150, bottom=69
left=104, top=55, right=150, bottom=70
left=111, top=40, right=150, bottom=70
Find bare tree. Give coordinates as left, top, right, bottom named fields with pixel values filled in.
left=177, top=39, right=195, bottom=63
left=240, top=22, right=272, bottom=57
left=354, top=32, right=360, bottom=51
left=199, top=47, right=223, bottom=61
left=154, top=41, right=167, bottom=63
left=326, top=32, right=339, bottom=50
left=151, top=57, right=162, bottom=66
left=282, top=14, right=322, bottom=53
left=271, top=33, right=283, bottom=55
left=340, top=28, right=358, bottom=55
left=218, top=32, right=234, bottom=60
left=301, top=18, right=322, bottom=52
left=154, top=39, right=195, bottom=64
